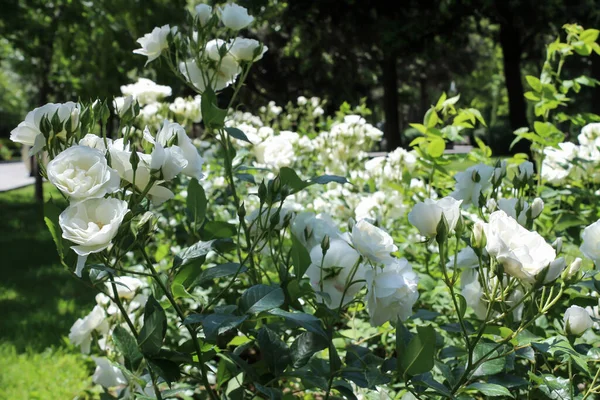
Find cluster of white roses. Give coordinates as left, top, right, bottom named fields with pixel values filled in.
left=134, top=3, right=266, bottom=95
left=10, top=97, right=205, bottom=277
left=296, top=216, right=419, bottom=326
left=542, top=122, right=600, bottom=184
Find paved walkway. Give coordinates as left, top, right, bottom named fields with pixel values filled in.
left=0, top=161, right=36, bottom=192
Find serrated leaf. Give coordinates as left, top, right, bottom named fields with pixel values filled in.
left=190, top=263, right=247, bottom=288
left=291, top=233, right=311, bottom=278
left=240, top=285, right=284, bottom=314
left=138, top=295, right=167, bottom=356
left=466, top=382, right=513, bottom=397
left=113, top=326, right=143, bottom=371
left=269, top=308, right=327, bottom=338
left=148, top=359, right=180, bottom=388
left=290, top=332, right=328, bottom=368
left=173, top=240, right=214, bottom=268
left=400, top=325, right=436, bottom=376
left=257, top=326, right=291, bottom=376
left=187, top=179, right=207, bottom=231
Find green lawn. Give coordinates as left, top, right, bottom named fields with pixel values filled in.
left=0, top=184, right=97, bottom=399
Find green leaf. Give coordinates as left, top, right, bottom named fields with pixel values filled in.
left=279, top=167, right=348, bottom=195
left=240, top=285, right=285, bottom=314
left=199, top=314, right=248, bottom=343
left=138, top=295, right=167, bottom=356
left=291, top=233, right=312, bottom=278
left=290, top=332, right=328, bottom=368
left=257, top=326, right=291, bottom=376
left=173, top=240, right=215, bottom=269
left=472, top=343, right=506, bottom=377
left=113, top=326, right=143, bottom=371
left=411, top=373, right=453, bottom=398
left=202, top=221, right=237, bottom=239
left=269, top=308, right=327, bottom=338
left=456, top=294, right=467, bottom=319
left=201, top=88, right=227, bottom=129
left=581, top=29, right=600, bottom=44
left=225, top=127, right=252, bottom=144
left=148, top=359, right=180, bottom=387
left=43, top=200, right=65, bottom=263
left=424, top=108, right=439, bottom=128
left=190, top=263, right=247, bottom=288
left=400, top=325, right=436, bottom=376
left=526, top=75, right=543, bottom=92
left=186, top=179, right=207, bottom=231
left=427, top=137, right=445, bottom=158
left=532, top=335, right=590, bottom=375
left=466, top=382, right=513, bottom=397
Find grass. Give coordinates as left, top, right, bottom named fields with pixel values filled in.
left=0, top=184, right=97, bottom=399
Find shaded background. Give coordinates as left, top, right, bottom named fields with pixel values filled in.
left=1, top=0, right=599, bottom=155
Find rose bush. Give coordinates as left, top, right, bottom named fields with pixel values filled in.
left=10, top=11, right=600, bottom=400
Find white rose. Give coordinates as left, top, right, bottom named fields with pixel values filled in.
left=291, top=212, right=339, bottom=251
left=92, top=357, right=127, bottom=388
left=253, top=134, right=296, bottom=170
left=483, top=210, right=555, bottom=283
left=450, top=163, right=495, bottom=207
left=581, top=219, right=600, bottom=266
left=408, top=196, right=462, bottom=237
left=564, top=305, right=593, bottom=336
left=10, top=102, right=79, bottom=154
left=180, top=56, right=241, bottom=91
left=229, top=38, right=268, bottom=61
left=120, top=78, right=172, bottom=105
left=305, top=239, right=367, bottom=308
left=68, top=305, right=108, bottom=353
left=460, top=269, right=487, bottom=319
left=113, top=95, right=135, bottom=118
left=194, top=4, right=213, bottom=25
left=313, top=106, right=324, bottom=117
left=47, top=146, right=120, bottom=202
left=156, top=120, right=204, bottom=180
left=60, top=198, right=129, bottom=276
left=446, top=246, right=479, bottom=269
left=366, top=258, right=419, bottom=326
left=106, top=276, right=146, bottom=300
left=133, top=25, right=170, bottom=65
left=351, top=219, right=398, bottom=264
left=79, top=134, right=112, bottom=153
left=297, top=96, right=307, bottom=105
left=219, top=3, right=254, bottom=30
left=497, top=198, right=529, bottom=225
left=543, top=257, right=566, bottom=284
left=517, top=161, right=534, bottom=180
left=109, top=139, right=176, bottom=205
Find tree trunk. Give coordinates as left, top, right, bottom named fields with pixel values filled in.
left=382, top=54, right=402, bottom=150
left=593, top=52, right=600, bottom=116
left=498, top=17, right=530, bottom=155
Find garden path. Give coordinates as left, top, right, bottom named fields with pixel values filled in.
left=0, top=161, right=35, bottom=192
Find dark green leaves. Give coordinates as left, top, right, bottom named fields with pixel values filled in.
left=190, top=263, right=246, bottom=288
left=186, top=178, right=207, bottom=231
left=279, top=167, right=348, bottom=195
left=201, top=88, right=227, bottom=129
left=138, top=295, right=167, bottom=356
left=202, top=314, right=248, bottom=343
left=400, top=325, right=436, bottom=376
left=257, top=326, right=291, bottom=376
left=113, top=326, right=143, bottom=371
left=269, top=308, right=327, bottom=338
left=240, top=285, right=284, bottom=314
left=173, top=240, right=215, bottom=269
left=466, top=382, right=513, bottom=398
left=43, top=200, right=64, bottom=261
left=290, top=332, right=329, bottom=368
left=291, top=233, right=311, bottom=278
left=225, top=127, right=252, bottom=144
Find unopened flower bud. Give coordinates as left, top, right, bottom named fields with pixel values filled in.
left=471, top=221, right=486, bottom=249
left=531, top=198, right=544, bottom=219
left=237, top=202, right=246, bottom=219
left=552, top=237, right=563, bottom=254
left=542, top=257, right=565, bottom=284
left=565, top=257, right=582, bottom=280
left=486, top=198, right=497, bottom=212
left=564, top=305, right=593, bottom=336
left=321, top=235, right=330, bottom=254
